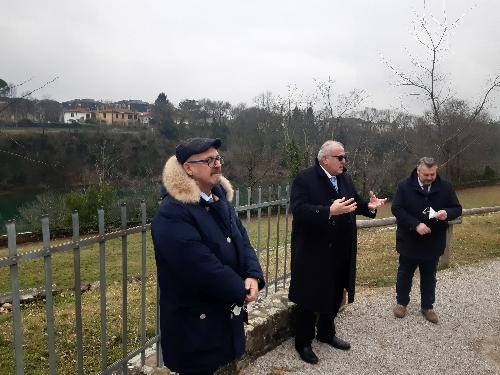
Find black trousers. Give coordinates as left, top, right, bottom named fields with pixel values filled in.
left=294, top=284, right=345, bottom=349
left=396, top=254, right=439, bottom=310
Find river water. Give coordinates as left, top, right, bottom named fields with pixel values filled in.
left=0, top=189, right=41, bottom=234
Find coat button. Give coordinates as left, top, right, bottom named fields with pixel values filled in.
left=200, top=314, right=206, bottom=320
left=315, top=209, right=319, bottom=213
left=226, top=237, right=231, bottom=243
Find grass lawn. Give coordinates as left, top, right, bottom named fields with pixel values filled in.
left=0, top=185, right=499, bottom=374
left=0, top=277, right=158, bottom=375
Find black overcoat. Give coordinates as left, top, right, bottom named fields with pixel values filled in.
left=391, top=168, right=462, bottom=260
left=151, top=156, right=264, bottom=374
left=288, top=160, right=375, bottom=312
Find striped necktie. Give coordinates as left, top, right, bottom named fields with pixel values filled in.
left=330, top=176, right=339, bottom=193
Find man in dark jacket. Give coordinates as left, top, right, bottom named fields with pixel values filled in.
left=151, top=138, right=265, bottom=375
left=392, top=157, right=462, bottom=324
left=289, top=140, right=387, bottom=364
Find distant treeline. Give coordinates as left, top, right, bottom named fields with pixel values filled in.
left=0, top=94, right=500, bottom=238
left=2, top=93, right=500, bottom=192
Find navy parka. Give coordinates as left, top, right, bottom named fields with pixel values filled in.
left=151, top=156, right=264, bottom=373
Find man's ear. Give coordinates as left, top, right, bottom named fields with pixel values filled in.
left=183, top=163, right=193, bottom=176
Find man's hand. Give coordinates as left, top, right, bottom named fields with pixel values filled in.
left=368, top=191, right=388, bottom=210
left=434, top=210, right=447, bottom=221
left=330, top=197, right=357, bottom=216
left=416, top=223, right=431, bottom=235
left=244, top=277, right=259, bottom=303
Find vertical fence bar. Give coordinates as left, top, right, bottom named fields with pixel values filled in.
left=246, top=187, right=251, bottom=227
left=235, top=189, right=240, bottom=207
left=156, top=280, right=162, bottom=368
left=274, top=186, right=281, bottom=292
left=41, top=216, right=56, bottom=375
left=72, top=212, right=84, bottom=375
left=7, top=221, right=24, bottom=375
left=156, top=191, right=163, bottom=366
left=140, top=201, right=147, bottom=366
left=257, top=187, right=262, bottom=261
left=283, top=185, right=290, bottom=289
left=120, top=204, right=128, bottom=375
left=264, top=186, right=272, bottom=297
left=98, top=208, right=108, bottom=371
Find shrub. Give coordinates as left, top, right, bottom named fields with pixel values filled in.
left=482, top=166, right=498, bottom=182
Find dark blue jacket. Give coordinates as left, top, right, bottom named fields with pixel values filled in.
left=151, top=156, right=264, bottom=373
left=392, top=168, right=462, bottom=260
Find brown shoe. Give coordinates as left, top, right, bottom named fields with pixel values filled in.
left=393, top=304, right=407, bottom=318
left=421, top=309, right=438, bottom=323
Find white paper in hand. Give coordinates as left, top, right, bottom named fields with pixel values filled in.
left=428, top=207, right=437, bottom=219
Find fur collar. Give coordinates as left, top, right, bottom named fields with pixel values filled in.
left=162, top=155, right=234, bottom=204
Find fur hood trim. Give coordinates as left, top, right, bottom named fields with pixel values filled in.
left=162, top=155, right=234, bottom=204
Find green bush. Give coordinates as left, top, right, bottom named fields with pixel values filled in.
left=64, top=184, right=118, bottom=227
left=16, top=191, right=69, bottom=232
left=16, top=184, right=161, bottom=234
left=482, top=166, right=498, bottom=181
left=286, top=140, right=308, bottom=180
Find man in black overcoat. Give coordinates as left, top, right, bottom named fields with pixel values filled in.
left=289, top=140, right=387, bottom=364
left=151, top=138, right=265, bottom=375
left=392, top=157, right=462, bottom=324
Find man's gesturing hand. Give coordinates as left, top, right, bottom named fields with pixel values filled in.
left=330, top=197, right=357, bottom=216
left=368, top=191, right=387, bottom=210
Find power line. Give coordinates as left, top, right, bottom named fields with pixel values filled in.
left=0, top=148, right=61, bottom=168
left=0, top=76, right=60, bottom=115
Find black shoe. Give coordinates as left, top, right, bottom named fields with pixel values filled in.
left=317, top=335, right=351, bottom=350
left=295, top=345, right=319, bottom=364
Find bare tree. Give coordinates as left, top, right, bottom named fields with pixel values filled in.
left=0, top=76, right=59, bottom=115
left=314, top=76, right=367, bottom=139
left=383, top=1, right=500, bottom=174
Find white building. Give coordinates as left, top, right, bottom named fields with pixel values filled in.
left=63, top=109, right=92, bottom=124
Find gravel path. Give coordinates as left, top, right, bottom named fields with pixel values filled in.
left=244, top=259, right=500, bottom=375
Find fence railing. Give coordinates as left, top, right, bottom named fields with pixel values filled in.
left=2, top=203, right=156, bottom=375
left=1, top=185, right=499, bottom=374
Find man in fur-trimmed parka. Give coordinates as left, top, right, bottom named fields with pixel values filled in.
left=151, top=137, right=265, bottom=375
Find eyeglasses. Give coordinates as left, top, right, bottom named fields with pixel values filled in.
left=187, top=155, right=224, bottom=168
left=328, top=155, right=347, bottom=162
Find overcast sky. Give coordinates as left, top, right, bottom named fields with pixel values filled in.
left=2, top=0, right=499, bottom=117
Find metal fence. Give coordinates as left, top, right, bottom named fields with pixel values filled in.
left=1, top=184, right=499, bottom=375
left=2, top=203, right=156, bottom=375
left=0, top=185, right=291, bottom=375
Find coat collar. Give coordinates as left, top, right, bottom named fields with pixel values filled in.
left=162, top=155, right=234, bottom=204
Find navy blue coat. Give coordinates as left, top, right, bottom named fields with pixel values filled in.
left=151, top=156, right=264, bottom=373
left=288, top=160, right=376, bottom=311
left=392, top=168, right=462, bottom=260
